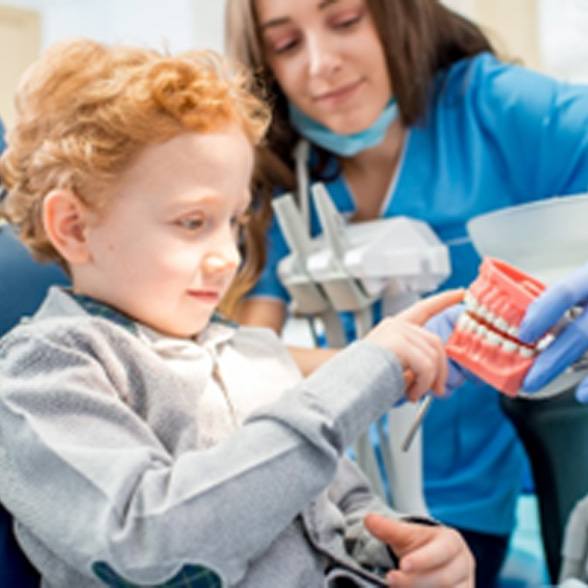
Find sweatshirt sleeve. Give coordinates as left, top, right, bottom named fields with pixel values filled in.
left=329, top=458, right=400, bottom=570
left=0, top=326, right=404, bottom=585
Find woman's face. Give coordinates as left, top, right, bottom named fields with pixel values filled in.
left=256, top=0, right=392, bottom=135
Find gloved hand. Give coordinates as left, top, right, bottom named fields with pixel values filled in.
left=519, top=262, right=588, bottom=401
left=425, top=303, right=478, bottom=393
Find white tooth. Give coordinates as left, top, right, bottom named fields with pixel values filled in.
left=494, top=316, right=509, bottom=333
left=457, top=313, right=469, bottom=331
left=477, top=324, right=489, bottom=338
left=519, top=346, right=535, bottom=358
left=486, top=309, right=497, bottom=326
left=537, top=333, right=555, bottom=351
left=464, top=315, right=476, bottom=332
left=486, top=331, right=501, bottom=346
left=477, top=304, right=488, bottom=319
left=470, top=300, right=480, bottom=316
left=502, top=340, right=519, bottom=354
left=464, top=291, right=475, bottom=309
left=508, top=325, right=520, bottom=339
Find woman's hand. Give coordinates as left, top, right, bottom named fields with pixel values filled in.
left=364, top=290, right=464, bottom=401
left=364, top=514, right=474, bottom=588
left=519, top=263, right=588, bottom=400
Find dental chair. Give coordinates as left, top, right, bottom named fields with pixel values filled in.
left=500, top=389, right=588, bottom=583
left=0, top=222, right=68, bottom=334
left=0, top=221, right=68, bottom=588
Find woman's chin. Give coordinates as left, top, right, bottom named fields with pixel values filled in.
left=319, top=111, right=381, bottom=137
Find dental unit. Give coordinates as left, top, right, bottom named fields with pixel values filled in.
left=273, top=180, right=450, bottom=512
left=274, top=183, right=450, bottom=346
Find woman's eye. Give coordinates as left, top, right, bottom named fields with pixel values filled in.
left=333, top=12, right=362, bottom=29
left=267, top=35, right=300, bottom=55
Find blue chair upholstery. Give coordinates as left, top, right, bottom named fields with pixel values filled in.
left=0, top=223, right=68, bottom=587
left=0, top=504, right=41, bottom=587
left=0, top=223, right=69, bottom=335
left=0, top=124, right=69, bottom=336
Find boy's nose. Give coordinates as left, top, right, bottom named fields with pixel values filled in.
left=202, top=247, right=240, bottom=276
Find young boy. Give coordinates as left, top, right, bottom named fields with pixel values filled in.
left=0, top=39, right=471, bottom=587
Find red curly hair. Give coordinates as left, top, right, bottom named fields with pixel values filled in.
left=0, top=39, right=271, bottom=314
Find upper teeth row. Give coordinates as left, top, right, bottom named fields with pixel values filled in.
left=456, top=313, right=535, bottom=357
left=464, top=291, right=520, bottom=338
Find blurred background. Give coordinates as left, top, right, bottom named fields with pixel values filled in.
left=1, top=0, right=588, bottom=126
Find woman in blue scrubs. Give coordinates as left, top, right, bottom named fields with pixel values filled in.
left=225, top=1, right=588, bottom=585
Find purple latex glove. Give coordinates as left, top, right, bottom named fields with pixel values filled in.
left=425, top=303, right=477, bottom=394
left=519, top=262, right=588, bottom=401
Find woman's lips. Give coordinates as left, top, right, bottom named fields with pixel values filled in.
left=314, top=79, right=364, bottom=105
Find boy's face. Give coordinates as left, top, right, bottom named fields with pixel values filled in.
left=77, top=128, right=253, bottom=337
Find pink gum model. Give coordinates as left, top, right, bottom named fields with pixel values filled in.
left=446, top=257, right=546, bottom=397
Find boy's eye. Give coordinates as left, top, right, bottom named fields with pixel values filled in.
left=177, top=216, right=205, bottom=231
left=231, top=211, right=251, bottom=231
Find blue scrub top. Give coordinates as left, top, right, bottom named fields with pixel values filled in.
left=250, top=52, right=588, bottom=535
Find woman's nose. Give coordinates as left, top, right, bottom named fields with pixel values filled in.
left=306, top=33, right=342, bottom=78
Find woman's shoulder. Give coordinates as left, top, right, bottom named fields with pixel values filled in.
left=445, top=51, right=503, bottom=76
left=437, top=51, right=570, bottom=105
left=428, top=51, right=588, bottom=133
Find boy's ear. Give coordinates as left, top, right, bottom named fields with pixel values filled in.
left=42, top=189, right=92, bottom=265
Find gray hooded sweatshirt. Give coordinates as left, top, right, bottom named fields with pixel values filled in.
left=0, top=287, right=410, bottom=587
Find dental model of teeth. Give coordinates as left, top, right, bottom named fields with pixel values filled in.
left=446, top=257, right=553, bottom=397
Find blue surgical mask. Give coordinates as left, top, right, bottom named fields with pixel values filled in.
left=288, top=99, right=398, bottom=157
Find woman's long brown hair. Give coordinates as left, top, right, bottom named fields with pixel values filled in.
left=224, top=0, right=496, bottom=306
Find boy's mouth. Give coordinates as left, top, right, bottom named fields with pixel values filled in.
left=186, top=289, right=221, bottom=304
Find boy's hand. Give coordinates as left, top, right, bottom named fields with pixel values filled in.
left=364, top=513, right=474, bottom=587
left=364, top=290, right=464, bottom=401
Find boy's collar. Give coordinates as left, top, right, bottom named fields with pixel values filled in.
left=67, top=289, right=237, bottom=340
left=69, top=291, right=138, bottom=334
